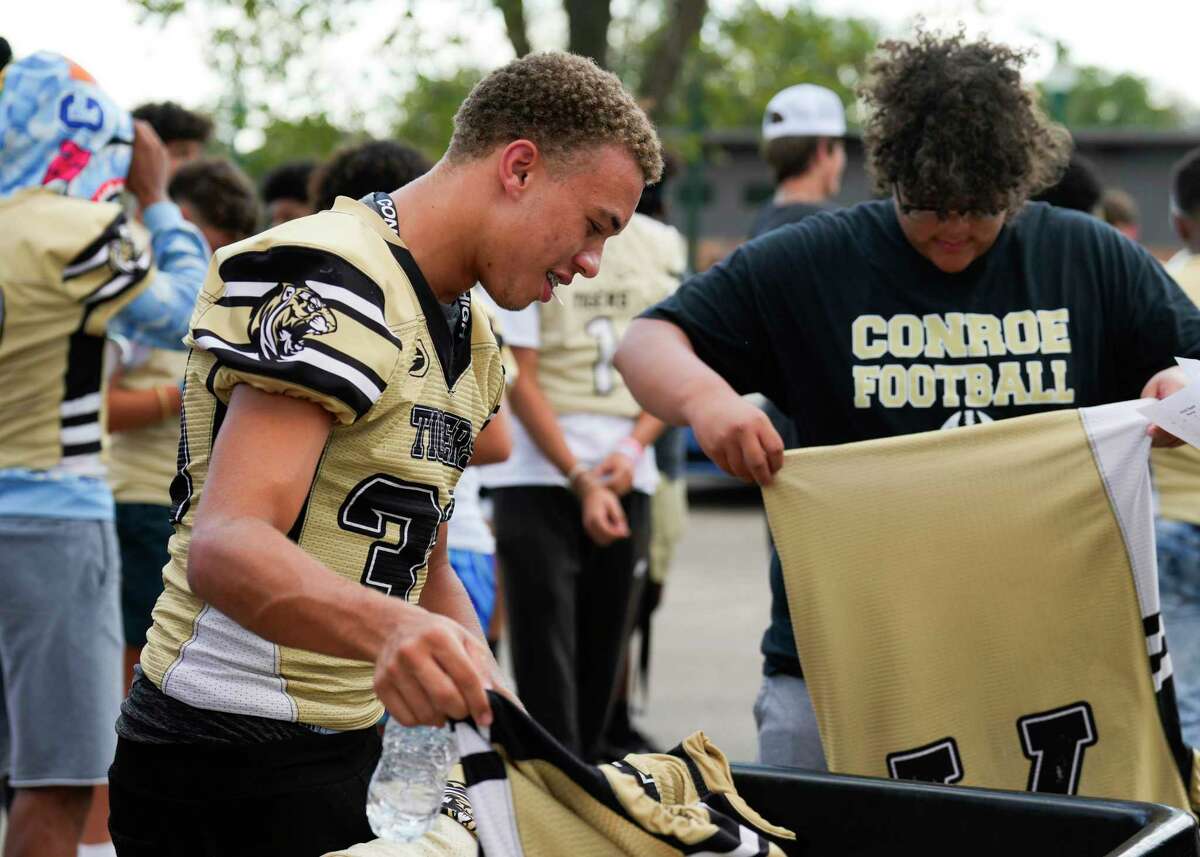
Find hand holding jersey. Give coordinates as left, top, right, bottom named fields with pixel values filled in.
left=1143, top=366, right=1189, bottom=447
left=617, top=319, right=786, bottom=486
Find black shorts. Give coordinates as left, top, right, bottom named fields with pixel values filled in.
left=108, top=727, right=381, bottom=857
left=115, top=502, right=173, bottom=647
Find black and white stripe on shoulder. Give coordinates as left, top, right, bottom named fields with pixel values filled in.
left=65, top=212, right=152, bottom=308
left=217, top=246, right=400, bottom=344
left=192, top=327, right=381, bottom=419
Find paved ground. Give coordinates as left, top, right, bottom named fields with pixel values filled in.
left=635, top=490, right=771, bottom=764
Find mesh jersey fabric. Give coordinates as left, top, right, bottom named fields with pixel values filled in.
left=0, top=189, right=154, bottom=479
left=140, top=195, right=504, bottom=731
left=763, top=400, right=1200, bottom=811
left=453, top=693, right=794, bottom=857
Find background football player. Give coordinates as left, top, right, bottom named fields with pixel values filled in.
left=0, top=50, right=207, bottom=857
left=481, top=163, right=684, bottom=762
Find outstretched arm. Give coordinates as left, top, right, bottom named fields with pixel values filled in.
left=616, top=318, right=784, bottom=485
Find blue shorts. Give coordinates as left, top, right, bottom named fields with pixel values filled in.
left=448, top=549, right=496, bottom=632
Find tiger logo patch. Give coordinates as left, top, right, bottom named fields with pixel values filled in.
left=248, top=284, right=337, bottom=360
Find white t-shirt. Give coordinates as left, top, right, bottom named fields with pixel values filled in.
left=446, top=465, right=494, bottom=555
left=476, top=303, right=658, bottom=495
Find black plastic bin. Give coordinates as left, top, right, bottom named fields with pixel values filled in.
left=730, top=764, right=1198, bottom=857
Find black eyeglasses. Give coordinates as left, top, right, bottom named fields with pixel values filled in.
left=893, top=186, right=1003, bottom=224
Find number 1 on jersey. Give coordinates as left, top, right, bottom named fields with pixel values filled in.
left=584, top=315, right=617, bottom=396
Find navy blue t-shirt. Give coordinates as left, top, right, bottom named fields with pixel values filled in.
left=643, top=199, right=1200, bottom=677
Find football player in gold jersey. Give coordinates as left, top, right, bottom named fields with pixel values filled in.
left=107, top=52, right=662, bottom=855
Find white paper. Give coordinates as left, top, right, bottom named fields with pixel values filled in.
left=1138, top=359, right=1200, bottom=449
left=1175, top=356, right=1200, bottom=383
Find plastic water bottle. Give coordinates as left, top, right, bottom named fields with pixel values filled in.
left=366, top=720, right=460, bottom=842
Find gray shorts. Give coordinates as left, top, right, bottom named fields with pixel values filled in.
left=0, top=516, right=123, bottom=786
left=753, top=673, right=828, bottom=771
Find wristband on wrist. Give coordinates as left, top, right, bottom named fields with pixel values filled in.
left=566, top=462, right=589, bottom=488
left=615, top=436, right=643, bottom=463
left=153, top=385, right=173, bottom=421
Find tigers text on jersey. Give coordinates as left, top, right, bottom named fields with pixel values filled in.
left=536, top=212, right=684, bottom=418
left=763, top=401, right=1200, bottom=811
left=0, top=188, right=154, bottom=478
left=454, top=692, right=794, bottom=857
left=140, top=196, right=505, bottom=731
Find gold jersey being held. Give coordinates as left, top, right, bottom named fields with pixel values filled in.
left=140, top=196, right=505, bottom=732
left=765, top=401, right=1200, bottom=811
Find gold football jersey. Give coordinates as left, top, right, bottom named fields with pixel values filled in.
left=0, top=188, right=155, bottom=478
left=106, top=345, right=188, bottom=505
left=454, top=694, right=794, bottom=857
left=1154, top=256, right=1200, bottom=526
left=141, top=196, right=505, bottom=731
left=537, top=212, right=684, bottom=417
left=764, top=401, right=1200, bottom=811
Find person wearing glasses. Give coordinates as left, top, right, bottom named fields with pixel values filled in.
left=615, top=30, right=1200, bottom=771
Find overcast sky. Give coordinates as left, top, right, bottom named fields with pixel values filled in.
left=4, top=0, right=1196, bottom=124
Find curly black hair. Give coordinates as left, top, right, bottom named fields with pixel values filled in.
left=261, top=160, right=316, bottom=205
left=1031, top=152, right=1102, bottom=213
left=860, top=30, right=1070, bottom=216
left=131, top=101, right=213, bottom=145
left=169, top=157, right=260, bottom=242
left=448, top=52, right=662, bottom=184
left=309, top=139, right=431, bottom=212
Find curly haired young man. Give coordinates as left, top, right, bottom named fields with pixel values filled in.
left=107, top=52, right=661, bottom=855
left=616, top=30, right=1200, bottom=770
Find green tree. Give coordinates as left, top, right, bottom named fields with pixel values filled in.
left=671, top=1, right=878, bottom=131
left=392, top=68, right=484, bottom=161
left=1048, top=66, right=1185, bottom=130
left=237, top=114, right=351, bottom=181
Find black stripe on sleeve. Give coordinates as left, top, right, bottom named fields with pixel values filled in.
left=61, top=412, right=98, bottom=428
left=65, top=211, right=126, bottom=276
left=217, top=245, right=387, bottom=312
left=460, top=751, right=507, bottom=785
left=215, top=292, right=400, bottom=348
left=63, top=441, right=102, bottom=457
left=192, top=328, right=374, bottom=418
left=1144, top=613, right=1162, bottom=637
left=301, top=339, right=387, bottom=393
left=63, top=330, right=104, bottom=405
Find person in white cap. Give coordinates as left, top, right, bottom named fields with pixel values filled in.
left=750, top=83, right=847, bottom=238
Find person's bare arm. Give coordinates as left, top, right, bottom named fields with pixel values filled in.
left=106, top=379, right=181, bottom=433
left=592, top=411, right=667, bottom=496
left=506, top=346, right=576, bottom=475
left=615, top=318, right=783, bottom=485
left=420, top=528, right=509, bottom=693
left=468, top=403, right=512, bottom=466
left=507, top=345, right=628, bottom=543
left=187, top=383, right=494, bottom=727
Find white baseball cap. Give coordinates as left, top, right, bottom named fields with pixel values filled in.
left=762, top=84, right=846, bottom=140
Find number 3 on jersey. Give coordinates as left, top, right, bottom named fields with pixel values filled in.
left=338, top=475, right=443, bottom=600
